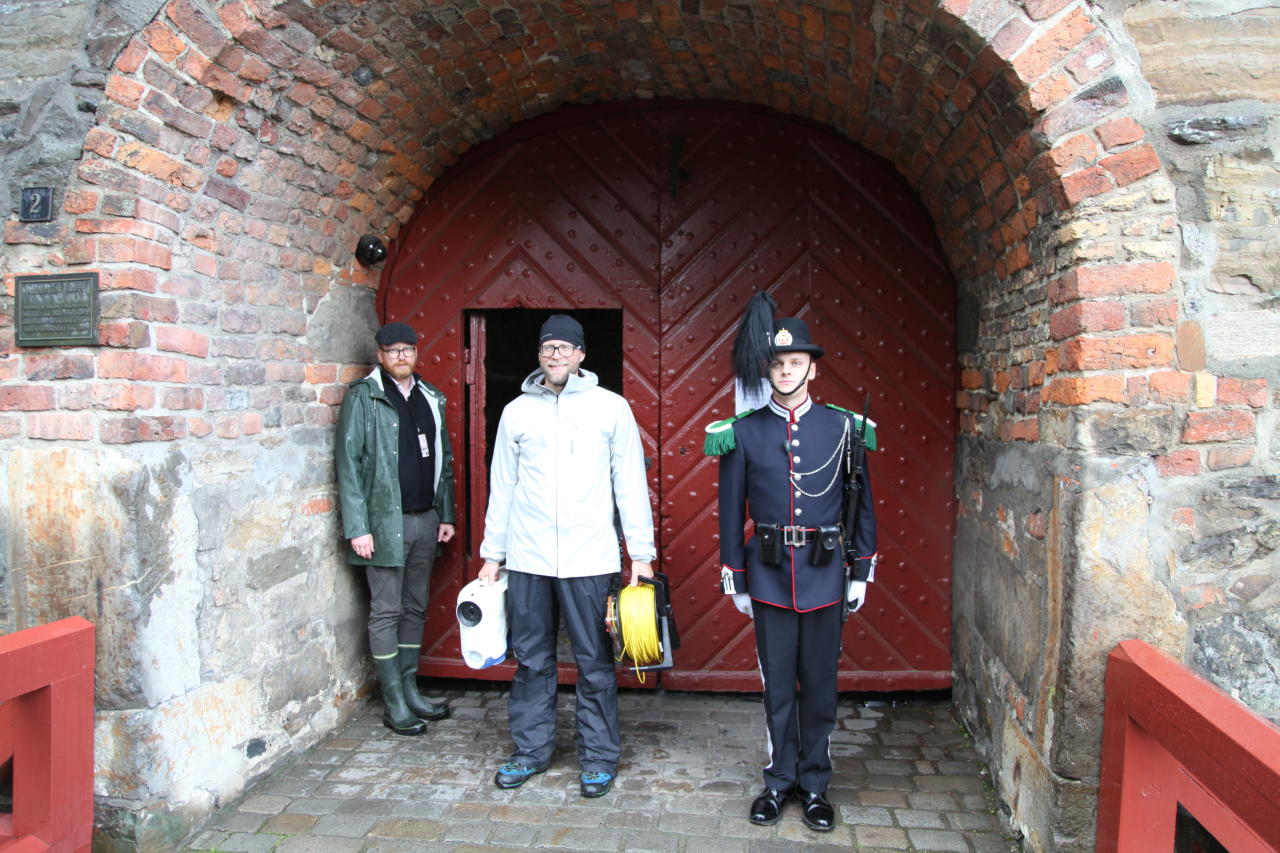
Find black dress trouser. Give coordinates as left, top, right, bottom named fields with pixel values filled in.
left=754, top=600, right=843, bottom=793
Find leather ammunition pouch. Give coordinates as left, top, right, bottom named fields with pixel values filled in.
left=812, top=524, right=841, bottom=566
left=757, top=524, right=782, bottom=566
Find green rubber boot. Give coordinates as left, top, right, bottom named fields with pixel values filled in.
left=397, top=645, right=449, bottom=720
left=374, top=655, right=426, bottom=735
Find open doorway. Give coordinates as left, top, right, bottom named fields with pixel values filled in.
left=463, top=308, right=624, bottom=551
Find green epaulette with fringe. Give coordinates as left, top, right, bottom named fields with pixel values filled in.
left=826, top=404, right=879, bottom=451
left=703, top=410, right=755, bottom=456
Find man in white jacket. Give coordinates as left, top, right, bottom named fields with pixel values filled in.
left=477, top=314, right=655, bottom=799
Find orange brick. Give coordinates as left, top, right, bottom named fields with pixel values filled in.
left=301, top=497, right=334, bottom=516
left=27, top=413, right=94, bottom=441
left=1100, top=144, right=1161, bottom=187
left=145, top=20, right=188, bottom=63
left=1148, top=371, right=1191, bottom=403
left=307, top=364, right=339, bottom=384
left=97, top=351, right=189, bottom=382
left=1096, top=117, right=1144, bottom=150
left=1000, top=418, right=1040, bottom=442
left=1207, top=446, right=1254, bottom=471
left=1043, top=376, right=1126, bottom=405
left=99, top=320, right=151, bottom=349
left=1182, top=410, right=1255, bottom=444
left=1131, top=298, right=1179, bottom=327
left=162, top=387, right=205, bottom=410
left=1155, top=450, right=1200, bottom=477
left=101, top=416, right=187, bottom=443
left=0, top=385, right=56, bottom=411
left=105, top=75, right=145, bottom=108
left=1011, top=8, right=1096, bottom=82
left=1051, top=263, right=1175, bottom=303
left=1061, top=166, right=1113, bottom=203
left=90, top=383, right=156, bottom=411
left=156, top=326, right=211, bottom=357
left=1217, top=377, right=1267, bottom=408
left=1059, top=334, right=1173, bottom=371
left=63, top=190, right=100, bottom=215
left=1049, top=301, right=1125, bottom=340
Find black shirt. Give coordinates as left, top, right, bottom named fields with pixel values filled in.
left=382, top=370, right=436, bottom=513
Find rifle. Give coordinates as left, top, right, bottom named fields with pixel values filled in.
left=841, top=395, right=871, bottom=623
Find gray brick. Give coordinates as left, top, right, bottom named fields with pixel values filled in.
left=895, top=808, right=947, bottom=829
left=838, top=804, right=894, bottom=826
left=215, top=834, right=279, bottom=853
left=309, top=813, right=380, bottom=837
left=273, top=836, right=364, bottom=853
left=907, top=827, right=970, bottom=852
left=206, top=811, right=268, bottom=833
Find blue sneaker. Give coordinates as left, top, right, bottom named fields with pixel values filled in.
left=494, top=761, right=546, bottom=789
left=580, top=771, right=613, bottom=798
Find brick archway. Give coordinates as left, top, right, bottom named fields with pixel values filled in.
left=4, top=0, right=1189, bottom=848
left=45, top=0, right=1175, bottom=444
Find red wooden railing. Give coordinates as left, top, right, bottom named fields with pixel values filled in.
left=1096, top=639, right=1280, bottom=852
left=0, top=617, right=94, bottom=853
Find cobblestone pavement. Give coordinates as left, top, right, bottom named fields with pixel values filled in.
left=185, top=683, right=1019, bottom=852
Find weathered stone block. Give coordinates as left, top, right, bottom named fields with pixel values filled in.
left=6, top=446, right=202, bottom=708
left=1051, top=468, right=1187, bottom=780
left=1193, top=610, right=1280, bottom=721
left=1085, top=409, right=1179, bottom=455
left=306, top=284, right=379, bottom=364
left=1124, top=4, right=1280, bottom=104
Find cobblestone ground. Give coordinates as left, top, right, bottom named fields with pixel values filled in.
left=185, top=684, right=1019, bottom=852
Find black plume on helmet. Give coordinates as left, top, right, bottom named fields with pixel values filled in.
left=731, top=290, right=778, bottom=388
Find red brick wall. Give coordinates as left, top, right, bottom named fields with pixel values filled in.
left=3, top=0, right=1234, bottom=473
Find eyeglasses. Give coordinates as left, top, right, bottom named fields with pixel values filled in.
left=538, top=343, right=579, bottom=357
left=381, top=346, right=416, bottom=359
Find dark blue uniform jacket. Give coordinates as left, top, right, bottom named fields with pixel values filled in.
left=714, top=398, right=876, bottom=612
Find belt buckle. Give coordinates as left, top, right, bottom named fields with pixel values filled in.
left=783, top=526, right=804, bottom=547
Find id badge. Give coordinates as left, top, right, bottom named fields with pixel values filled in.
left=418, top=432, right=429, bottom=458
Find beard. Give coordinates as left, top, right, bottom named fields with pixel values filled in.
left=542, top=365, right=572, bottom=387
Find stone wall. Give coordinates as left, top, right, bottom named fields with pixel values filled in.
left=2, top=0, right=1279, bottom=850
left=950, top=1, right=1280, bottom=848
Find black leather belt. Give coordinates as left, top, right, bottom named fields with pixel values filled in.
left=403, top=508, right=434, bottom=515
left=758, top=524, right=818, bottom=546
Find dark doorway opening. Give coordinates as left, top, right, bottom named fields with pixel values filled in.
left=473, top=309, right=624, bottom=468
left=463, top=308, right=625, bottom=557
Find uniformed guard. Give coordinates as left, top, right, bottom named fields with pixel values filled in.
left=705, top=291, right=877, bottom=832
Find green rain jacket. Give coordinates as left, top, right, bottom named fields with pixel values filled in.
left=335, top=368, right=456, bottom=567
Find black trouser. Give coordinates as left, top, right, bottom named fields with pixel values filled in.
left=364, top=510, right=439, bottom=657
left=754, top=600, right=843, bottom=793
left=506, top=571, right=619, bottom=775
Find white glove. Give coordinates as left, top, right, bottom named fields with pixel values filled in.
left=846, top=580, right=868, bottom=613
left=731, top=592, right=754, bottom=618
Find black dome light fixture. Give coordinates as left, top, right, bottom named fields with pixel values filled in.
left=355, top=234, right=387, bottom=266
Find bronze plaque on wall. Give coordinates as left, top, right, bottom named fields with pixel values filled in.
left=15, top=273, right=100, bottom=347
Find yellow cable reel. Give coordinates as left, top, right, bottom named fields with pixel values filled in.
left=604, top=573, right=679, bottom=681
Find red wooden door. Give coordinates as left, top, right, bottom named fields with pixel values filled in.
left=378, top=101, right=955, bottom=691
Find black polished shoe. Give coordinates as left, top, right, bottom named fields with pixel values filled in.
left=798, top=789, right=835, bottom=831
left=749, top=787, right=793, bottom=825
